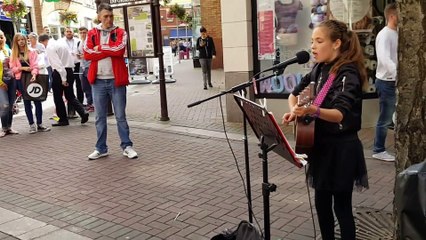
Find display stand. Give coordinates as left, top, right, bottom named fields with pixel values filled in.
left=233, top=94, right=306, bottom=240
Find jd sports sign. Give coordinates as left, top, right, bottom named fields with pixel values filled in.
left=26, top=82, right=44, bottom=98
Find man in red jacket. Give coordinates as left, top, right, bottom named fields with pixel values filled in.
left=84, top=2, right=137, bottom=160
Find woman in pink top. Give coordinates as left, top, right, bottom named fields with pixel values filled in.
left=10, top=33, right=50, bottom=133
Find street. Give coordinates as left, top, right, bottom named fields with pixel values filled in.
left=0, top=59, right=395, bottom=240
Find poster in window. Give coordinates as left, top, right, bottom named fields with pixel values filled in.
left=113, top=7, right=125, bottom=29
left=258, top=1, right=275, bottom=60
left=129, top=58, right=148, bottom=79
left=127, top=4, right=156, bottom=57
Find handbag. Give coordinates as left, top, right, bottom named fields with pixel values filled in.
left=21, top=72, right=49, bottom=101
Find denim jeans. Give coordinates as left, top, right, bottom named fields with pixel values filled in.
left=92, top=79, right=132, bottom=153
left=0, top=79, right=16, bottom=130
left=373, top=79, right=396, bottom=153
left=199, top=58, right=212, bottom=87
left=47, top=66, right=53, bottom=91
left=80, top=68, right=93, bottom=105
left=16, top=80, right=43, bottom=125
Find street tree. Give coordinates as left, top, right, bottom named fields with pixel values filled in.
left=394, top=0, right=426, bottom=239
left=169, top=3, right=192, bottom=39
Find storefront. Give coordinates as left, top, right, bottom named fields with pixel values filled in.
left=250, top=0, right=395, bottom=126
left=41, top=0, right=96, bottom=40
left=0, top=0, right=33, bottom=45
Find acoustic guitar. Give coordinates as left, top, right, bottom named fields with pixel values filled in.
left=294, top=82, right=316, bottom=155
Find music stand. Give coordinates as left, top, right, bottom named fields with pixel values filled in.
left=233, top=94, right=307, bottom=240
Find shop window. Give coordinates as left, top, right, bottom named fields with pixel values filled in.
left=255, top=0, right=388, bottom=99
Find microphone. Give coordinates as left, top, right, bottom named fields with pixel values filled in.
left=261, top=50, right=310, bottom=73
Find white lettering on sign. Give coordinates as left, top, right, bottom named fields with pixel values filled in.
left=27, top=83, right=43, bottom=98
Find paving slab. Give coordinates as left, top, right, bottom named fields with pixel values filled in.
left=34, top=230, right=92, bottom=240
left=18, top=225, right=59, bottom=240
left=0, top=217, right=45, bottom=237
left=0, top=208, right=23, bottom=225
left=0, top=58, right=396, bottom=240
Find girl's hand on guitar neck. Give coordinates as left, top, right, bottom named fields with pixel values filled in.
left=292, top=104, right=317, bottom=117
left=282, top=104, right=315, bottom=125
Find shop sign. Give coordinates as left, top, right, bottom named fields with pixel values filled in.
left=109, top=0, right=150, bottom=7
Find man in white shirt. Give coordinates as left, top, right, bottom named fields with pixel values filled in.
left=39, top=34, right=89, bottom=126
left=58, top=27, right=84, bottom=117
left=372, top=3, right=398, bottom=162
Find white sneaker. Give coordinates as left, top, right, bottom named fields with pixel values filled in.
left=372, top=151, right=395, bottom=162
left=123, top=146, right=138, bottom=159
left=29, top=124, right=37, bottom=134
left=88, top=150, right=108, bottom=160
left=37, top=124, right=51, bottom=132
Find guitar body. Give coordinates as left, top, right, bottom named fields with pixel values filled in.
left=294, top=82, right=316, bottom=155
left=295, top=115, right=315, bottom=155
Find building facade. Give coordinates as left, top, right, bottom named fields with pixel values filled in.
left=41, top=0, right=96, bottom=39
left=221, top=0, right=392, bottom=125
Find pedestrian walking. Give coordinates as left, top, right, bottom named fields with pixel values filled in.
left=196, top=27, right=216, bottom=90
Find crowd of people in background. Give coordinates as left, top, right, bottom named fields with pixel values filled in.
left=0, top=26, right=90, bottom=136
left=170, top=38, right=192, bottom=60
left=0, top=2, right=137, bottom=160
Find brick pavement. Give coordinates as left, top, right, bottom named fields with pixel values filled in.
left=0, top=58, right=395, bottom=239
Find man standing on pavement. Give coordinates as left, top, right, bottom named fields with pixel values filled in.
left=59, top=27, right=84, bottom=117
left=77, top=26, right=94, bottom=112
left=196, top=27, right=216, bottom=90
left=39, top=34, right=89, bottom=127
left=372, top=3, right=398, bottom=162
left=84, top=3, right=138, bottom=160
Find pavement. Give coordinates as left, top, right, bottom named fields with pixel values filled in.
left=0, top=57, right=396, bottom=240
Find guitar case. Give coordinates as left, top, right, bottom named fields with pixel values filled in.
left=210, top=220, right=262, bottom=240
left=395, top=160, right=426, bottom=239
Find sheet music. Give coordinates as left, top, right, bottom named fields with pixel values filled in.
left=234, top=94, right=307, bottom=168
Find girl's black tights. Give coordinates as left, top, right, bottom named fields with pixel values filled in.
left=315, top=189, right=355, bottom=240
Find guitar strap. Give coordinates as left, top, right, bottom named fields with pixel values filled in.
left=312, top=73, right=336, bottom=107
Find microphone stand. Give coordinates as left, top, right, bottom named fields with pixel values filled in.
left=187, top=70, right=280, bottom=224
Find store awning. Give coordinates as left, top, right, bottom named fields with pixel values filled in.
left=169, top=29, right=192, bottom=39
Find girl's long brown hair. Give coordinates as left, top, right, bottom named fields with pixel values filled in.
left=11, top=33, right=29, bottom=62
left=318, top=20, right=367, bottom=86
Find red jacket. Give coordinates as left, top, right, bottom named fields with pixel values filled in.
left=83, top=25, right=129, bottom=87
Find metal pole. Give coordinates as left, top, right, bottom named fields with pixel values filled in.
left=153, top=0, right=169, bottom=121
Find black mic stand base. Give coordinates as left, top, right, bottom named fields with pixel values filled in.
left=258, top=136, right=277, bottom=240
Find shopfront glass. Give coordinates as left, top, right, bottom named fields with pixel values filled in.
left=255, top=0, right=391, bottom=99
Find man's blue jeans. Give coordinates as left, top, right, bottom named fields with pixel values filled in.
left=373, top=79, right=396, bottom=153
left=92, top=79, right=132, bottom=153
left=0, top=79, right=16, bottom=130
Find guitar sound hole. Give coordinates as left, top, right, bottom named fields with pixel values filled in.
left=302, top=116, right=314, bottom=125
